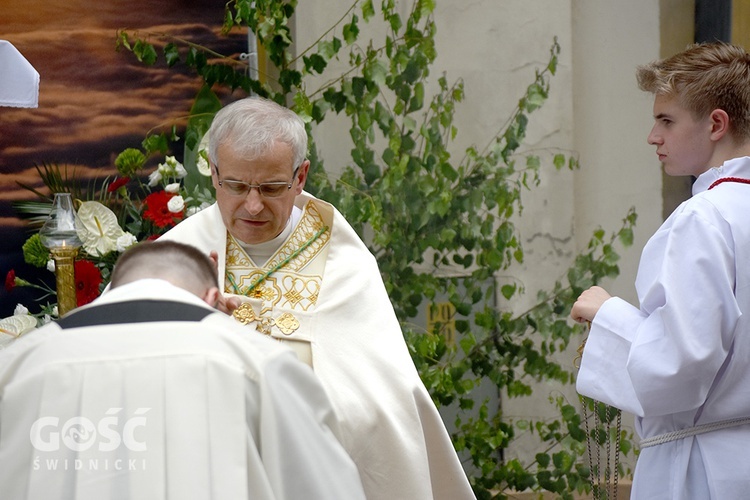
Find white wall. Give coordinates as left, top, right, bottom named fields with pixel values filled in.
left=571, top=0, right=664, bottom=304
left=436, top=1, right=577, bottom=313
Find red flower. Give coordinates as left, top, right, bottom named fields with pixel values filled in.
left=5, top=270, right=15, bottom=292
left=142, top=191, right=184, bottom=228
left=74, top=259, right=102, bottom=306
left=107, top=176, right=130, bottom=193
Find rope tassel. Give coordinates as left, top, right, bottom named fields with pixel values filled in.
left=575, top=328, right=622, bottom=499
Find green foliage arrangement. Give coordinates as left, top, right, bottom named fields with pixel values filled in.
left=114, top=1, right=638, bottom=497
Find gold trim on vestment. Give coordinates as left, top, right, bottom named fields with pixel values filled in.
left=275, top=312, right=300, bottom=335
left=225, top=200, right=331, bottom=337
left=266, top=201, right=330, bottom=273
left=232, top=302, right=257, bottom=325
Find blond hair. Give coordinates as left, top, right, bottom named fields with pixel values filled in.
left=636, top=42, right=750, bottom=140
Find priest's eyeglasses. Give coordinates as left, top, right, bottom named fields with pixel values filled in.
left=215, top=165, right=300, bottom=198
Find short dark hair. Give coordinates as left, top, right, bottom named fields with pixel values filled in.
left=110, top=241, right=218, bottom=295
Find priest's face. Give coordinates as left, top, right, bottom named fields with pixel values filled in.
left=212, top=141, right=308, bottom=244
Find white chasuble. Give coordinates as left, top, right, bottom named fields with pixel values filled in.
left=160, top=192, right=476, bottom=500
left=224, top=200, right=332, bottom=366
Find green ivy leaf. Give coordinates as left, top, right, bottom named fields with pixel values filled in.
left=501, top=283, right=516, bottom=300
left=361, top=0, right=375, bottom=21
left=343, top=15, right=359, bottom=45
left=141, top=134, right=169, bottom=156
left=618, top=227, right=634, bottom=247
left=164, top=43, right=180, bottom=66
left=304, top=54, right=328, bottom=74
left=553, top=153, right=566, bottom=170
left=133, top=39, right=157, bottom=65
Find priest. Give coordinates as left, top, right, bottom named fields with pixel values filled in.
left=159, top=96, right=475, bottom=500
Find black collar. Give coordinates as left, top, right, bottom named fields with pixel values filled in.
left=57, top=300, right=214, bottom=329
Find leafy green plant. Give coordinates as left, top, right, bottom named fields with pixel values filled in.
left=116, top=0, right=637, bottom=497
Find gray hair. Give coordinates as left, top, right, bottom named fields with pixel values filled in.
left=207, top=96, right=308, bottom=170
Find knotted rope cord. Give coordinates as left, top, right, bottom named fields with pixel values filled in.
left=575, top=326, right=622, bottom=499
left=639, top=416, right=750, bottom=449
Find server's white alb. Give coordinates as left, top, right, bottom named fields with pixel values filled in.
left=0, top=280, right=366, bottom=500
left=577, top=157, right=750, bottom=498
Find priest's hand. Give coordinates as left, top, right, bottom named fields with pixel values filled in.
left=216, top=294, right=242, bottom=315
left=570, top=286, right=611, bottom=323
left=208, top=250, right=242, bottom=315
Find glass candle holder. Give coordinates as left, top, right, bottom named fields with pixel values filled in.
left=40, top=193, right=83, bottom=316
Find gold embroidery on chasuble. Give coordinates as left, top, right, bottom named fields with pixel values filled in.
left=226, top=200, right=331, bottom=338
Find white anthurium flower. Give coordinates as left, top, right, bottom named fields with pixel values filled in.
left=76, top=201, right=126, bottom=256
left=116, top=232, right=138, bottom=252
left=47, top=259, right=55, bottom=273
left=196, top=153, right=211, bottom=176
left=0, top=313, right=37, bottom=347
left=167, top=195, right=185, bottom=213
left=197, top=132, right=212, bottom=176
left=165, top=182, right=181, bottom=194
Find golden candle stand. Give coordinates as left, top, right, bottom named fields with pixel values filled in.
left=50, top=245, right=79, bottom=316
left=39, top=193, right=83, bottom=318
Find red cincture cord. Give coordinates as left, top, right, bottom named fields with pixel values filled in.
left=708, top=177, right=750, bottom=190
